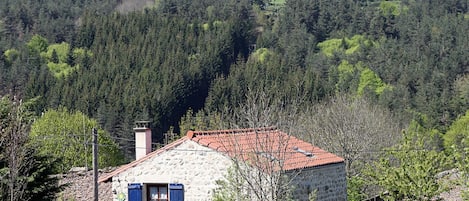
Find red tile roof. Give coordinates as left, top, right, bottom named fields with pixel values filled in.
left=190, top=127, right=344, bottom=171
left=99, top=127, right=343, bottom=183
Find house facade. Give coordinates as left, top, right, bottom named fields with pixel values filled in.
left=99, top=126, right=347, bottom=201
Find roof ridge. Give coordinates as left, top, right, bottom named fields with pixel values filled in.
left=187, top=126, right=277, bottom=138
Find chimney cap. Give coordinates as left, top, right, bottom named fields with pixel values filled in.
left=134, top=121, right=150, bottom=129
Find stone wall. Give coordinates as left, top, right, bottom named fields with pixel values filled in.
left=111, top=140, right=233, bottom=201
left=292, top=162, right=347, bottom=201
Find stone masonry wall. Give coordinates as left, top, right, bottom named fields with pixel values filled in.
left=112, top=140, right=233, bottom=201
left=292, top=162, right=347, bottom=201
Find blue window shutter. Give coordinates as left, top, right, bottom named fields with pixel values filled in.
left=128, top=183, right=142, bottom=201
left=169, top=183, right=184, bottom=201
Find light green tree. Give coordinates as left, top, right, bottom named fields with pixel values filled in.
left=46, top=62, right=76, bottom=78
left=365, top=121, right=448, bottom=200
left=443, top=110, right=469, bottom=151
left=379, top=1, right=407, bottom=16
left=72, top=47, right=93, bottom=63
left=251, top=48, right=273, bottom=64
left=357, top=68, right=390, bottom=96
left=29, top=107, right=124, bottom=172
left=27, top=35, right=49, bottom=53
left=41, top=42, right=70, bottom=63
left=317, top=35, right=374, bottom=57
left=3, top=49, right=19, bottom=63
left=334, top=60, right=392, bottom=96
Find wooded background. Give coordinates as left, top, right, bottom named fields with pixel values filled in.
left=0, top=0, right=468, bottom=199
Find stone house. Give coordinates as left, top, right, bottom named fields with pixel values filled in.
left=98, top=124, right=347, bottom=201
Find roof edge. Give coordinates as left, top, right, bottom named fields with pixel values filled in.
left=98, top=136, right=189, bottom=183
left=284, top=160, right=345, bottom=172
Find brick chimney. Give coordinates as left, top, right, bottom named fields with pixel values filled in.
left=134, top=121, right=152, bottom=160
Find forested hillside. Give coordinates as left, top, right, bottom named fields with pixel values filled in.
left=1, top=0, right=469, bottom=199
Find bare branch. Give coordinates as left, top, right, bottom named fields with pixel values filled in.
left=302, top=94, right=402, bottom=175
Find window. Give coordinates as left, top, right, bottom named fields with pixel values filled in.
left=147, top=184, right=168, bottom=201
left=128, top=183, right=184, bottom=201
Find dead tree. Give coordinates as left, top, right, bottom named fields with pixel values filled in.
left=302, top=94, right=402, bottom=175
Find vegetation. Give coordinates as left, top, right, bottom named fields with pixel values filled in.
left=445, top=111, right=469, bottom=198
left=0, top=0, right=468, bottom=199
left=0, top=97, right=62, bottom=201
left=30, top=107, right=124, bottom=172
left=365, top=121, right=449, bottom=200
left=303, top=94, right=401, bottom=175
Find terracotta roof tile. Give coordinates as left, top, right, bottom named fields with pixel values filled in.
left=190, top=127, right=344, bottom=171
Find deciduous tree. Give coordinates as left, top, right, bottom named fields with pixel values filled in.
left=303, top=94, right=402, bottom=175
left=29, top=107, right=124, bottom=172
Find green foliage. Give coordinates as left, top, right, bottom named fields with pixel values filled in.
left=251, top=48, right=273, bottom=63
left=317, top=38, right=343, bottom=57
left=317, top=35, right=373, bottom=57
left=334, top=60, right=391, bottom=96
left=213, top=20, right=223, bottom=27
left=38, top=42, right=86, bottom=78
left=365, top=121, right=449, bottom=200
left=29, top=107, right=124, bottom=172
left=202, top=23, right=210, bottom=31
left=335, top=60, right=357, bottom=93
left=347, top=175, right=367, bottom=201
left=379, top=1, right=405, bottom=16
left=42, top=42, right=70, bottom=63
left=357, top=68, right=390, bottom=96
left=3, top=49, right=19, bottom=63
left=46, top=62, right=76, bottom=78
left=344, top=35, right=374, bottom=55
left=443, top=110, right=469, bottom=152
left=72, top=48, right=93, bottom=61
left=0, top=97, right=62, bottom=201
left=27, top=35, right=49, bottom=53
left=20, top=154, right=63, bottom=201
